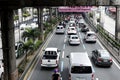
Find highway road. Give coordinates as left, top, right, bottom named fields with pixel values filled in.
left=27, top=19, right=120, bottom=80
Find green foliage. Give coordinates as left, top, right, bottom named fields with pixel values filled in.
left=34, top=40, right=43, bottom=50
left=97, top=25, right=120, bottom=50
left=89, top=13, right=93, bottom=18
left=18, top=66, right=24, bottom=73
left=14, top=15, right=19, bottom=20
left=23, top=13, right=30, bottom=18
left=22, top=28, right=40, bottom=42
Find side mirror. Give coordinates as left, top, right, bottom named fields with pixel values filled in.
left=58, top=49, right=61, bottom=52
left=66, top=55, right=69, bottom=58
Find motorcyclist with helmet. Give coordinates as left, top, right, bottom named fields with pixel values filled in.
left=52, top=68, right=61, bottom=80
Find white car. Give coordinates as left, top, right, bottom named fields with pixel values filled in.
left=19, top=23, right=31, bottom=30
left=56, top=25, right=65, bottom=34
left=0, top=60, right=4, bottom=80
left=67, top=27, right=77, bottom=35
left=84, top=31, right=97, bottom=43
left=68, top=35, right=80, bottom=45
left=41, top=47, right=61, bottom=68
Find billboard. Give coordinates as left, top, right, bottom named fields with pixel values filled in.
left=58, top=6, right=92, bottom=12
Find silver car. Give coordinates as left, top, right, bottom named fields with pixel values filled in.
left=68, top=35, right=80, bottom=45
left=92, top=49, right=113, bottom=67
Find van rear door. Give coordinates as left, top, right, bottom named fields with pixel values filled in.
left=70, top=66, right=94, bottom=80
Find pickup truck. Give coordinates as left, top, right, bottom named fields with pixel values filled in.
left=41, top=47, right=61, bottom=68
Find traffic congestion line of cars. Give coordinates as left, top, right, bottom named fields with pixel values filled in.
left=39, top=14, right=113, bottom=80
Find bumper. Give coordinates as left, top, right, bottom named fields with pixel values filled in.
left=41, top=64, right=58, bottom=67
left=96, top=62, right=113, bottom=67
left=69, top=41, right=80, bottom=45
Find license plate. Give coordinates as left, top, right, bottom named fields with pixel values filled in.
left=104, top=60, right=108, bottom=62
left=76, top=77, right=85, bottom=80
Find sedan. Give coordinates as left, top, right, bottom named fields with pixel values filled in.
left=68, top=35, right=80, bottom=45
left=81, top=25, right=89, bottom=32
left=92, top=49, right=113, bottom=67
left=67, top=27, right=77, bottom=35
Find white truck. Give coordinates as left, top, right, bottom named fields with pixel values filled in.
left=41, top=47, right=61, bottom=68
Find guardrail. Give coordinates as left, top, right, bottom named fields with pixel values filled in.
left=84, top=13, right=120, bottom=56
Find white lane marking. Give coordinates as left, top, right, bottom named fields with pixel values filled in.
left=61, top=61, right=64, bottom=72
left=63, top=44, right=66, bottom=49
left=79, top=33, right=86, bottom=50
left=96, top=78, right=99, bottom=80
left=62, top=51, right=64, bottom=58
left=97, top=39, right=120, bottom=70
left=64, top=39, right=66, bottom=43
left=97, top=39, right=105, bottom=49
left=113, top=59, right=120, bottom=70
left=65, top=35, right=67, bottom=39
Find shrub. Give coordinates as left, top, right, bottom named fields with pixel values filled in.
left=34, top=40, right=43, bottom=50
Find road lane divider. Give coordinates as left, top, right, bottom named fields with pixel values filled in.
left=96, top=78, right=99, bottom=80
left=61, top=61, right=64, bottom=72
left=64, top=39, right=66, bottom=43
left=63, top=44, right=66, bottom=50
left=79, top=33, right=86, bottom=50
left=62, top=51, right=64, bottom=59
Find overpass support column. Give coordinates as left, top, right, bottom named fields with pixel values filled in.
left=1, top=8, right=18, bottom=80
left=38, top=7, right=44, bottom=41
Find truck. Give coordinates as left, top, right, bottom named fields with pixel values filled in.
left=41, top=47, right=61, bottom=68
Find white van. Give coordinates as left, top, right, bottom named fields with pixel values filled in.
left=67, top=52, right=95, bottom=80
left=56, top=25, right=65, bottom=34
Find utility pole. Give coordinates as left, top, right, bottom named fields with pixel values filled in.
left=116, top=6, right=120, bottom=40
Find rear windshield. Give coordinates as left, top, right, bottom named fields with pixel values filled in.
left=45, top=51, right=57, bottom=55
left=71, top=66, right=92, bottom=74
left=72, top=36, right=78, bottom=39
left=57, top=27, right=63, bottom=29
left=87, top=34, right=95, bottom=37
left=43, top=55, right=57, bottom=59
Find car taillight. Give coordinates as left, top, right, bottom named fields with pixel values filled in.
left=92, top=73, right=94, bottom=80
left=56, top=60, right=58, bottom=64
left=97, top=58, right=102, bottom=62
left=109, top=58, right=112, bottom=62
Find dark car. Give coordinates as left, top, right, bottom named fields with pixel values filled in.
left=91, top=49, right=113, bottom=67
left=81, top=25, right=89, bottom=32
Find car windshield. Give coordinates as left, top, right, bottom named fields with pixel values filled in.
left=71, top=66, right=92, bottom=74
